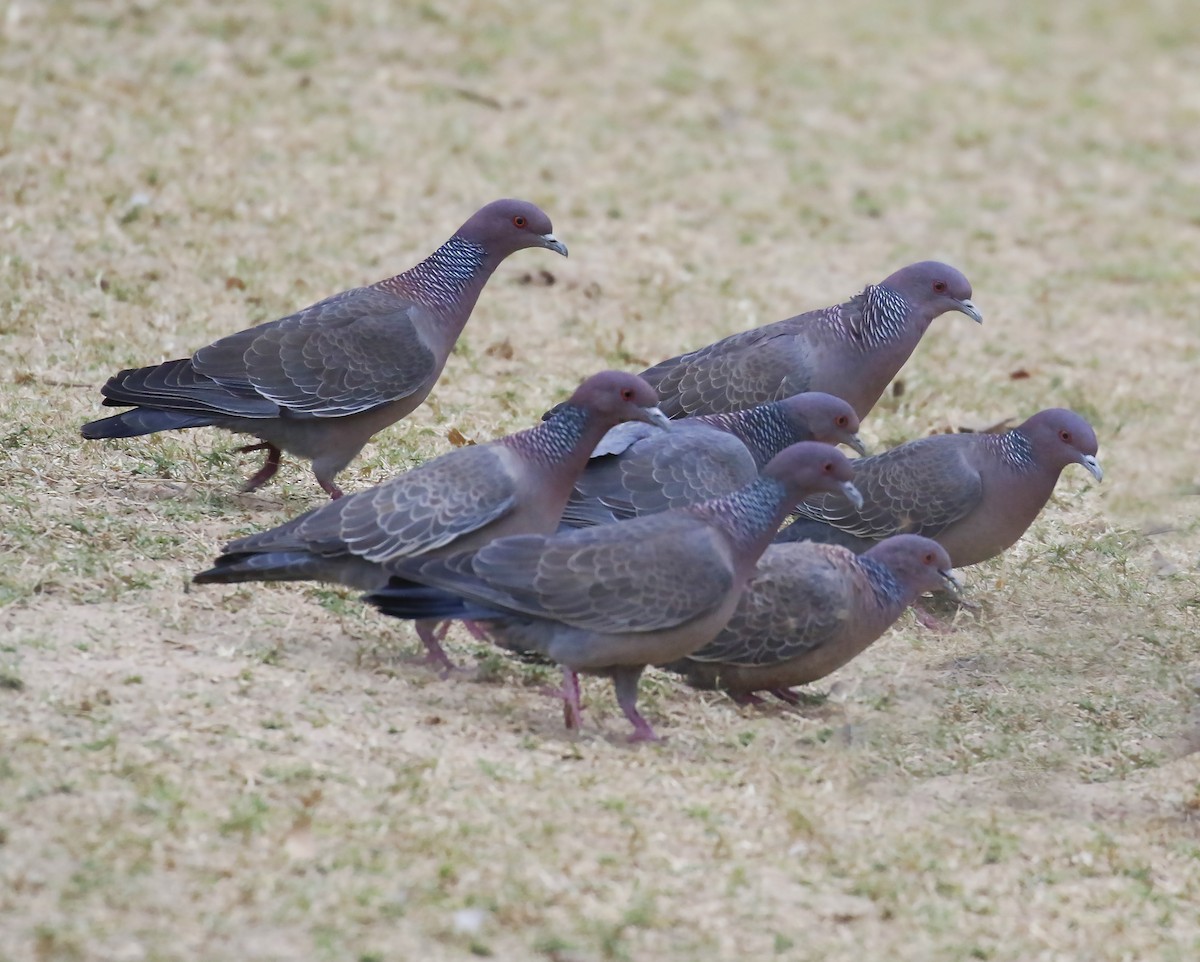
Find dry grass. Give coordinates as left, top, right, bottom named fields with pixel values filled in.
left=3, top=0, right=1200, bottom=959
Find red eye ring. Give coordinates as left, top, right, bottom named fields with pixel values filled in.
left=512, top=215, right=527, bottom=228
left=835, top=415, right=848, bottom=427
left=933, top=280, right=948, bottom=293
left=823, top=462, right=834, bottom=473
left=924, top=553, right=935, bottom=564
left=1060, top=430, right=1072, bottom=442
left=621, top=388, right=634, bottom=401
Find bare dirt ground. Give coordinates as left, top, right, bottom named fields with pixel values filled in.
left=3, top=1, right=1200, bottom=959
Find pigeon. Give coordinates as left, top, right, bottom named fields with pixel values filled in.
left=364, top=442, right=864, bottom=741
left=664, top=535, right=960, bottom=704
left=83, top=199, right=568, bottom=498
left=193, top=371, right=668, bottom=669
left=776, top=409, right=1103, bottom=567
left=635, top=261, right=980, bottom=420
left=562, top=392, right=866, bottom=527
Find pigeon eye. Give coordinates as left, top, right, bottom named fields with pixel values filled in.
left=1060, top=430, right=1072, bottom=443
left=835, top=415, right=848, bottom=427
left=823, top=462, right=834, bottom=473
left=933, top=280, right=948, bottom=294
left=924, top=552, right=935, bottom=564
left=621, top=388, right=634, bottom=401
left=512, top=215, right=527, bottom=228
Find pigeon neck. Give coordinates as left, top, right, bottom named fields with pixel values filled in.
left=701, top=404, right=797, bottom=469
left=858, top=556, right=913, bottom=621
left=383, top=234, right=492, bottom=323
left=688, top=476, right=790, bottom=567
left=989, top=429, right=1039, bottom=474
left=504, top=403, right=613, bottom=472
left=842, top=285, right=919, bottom=351
left=827, top=284, right=927, bottom=417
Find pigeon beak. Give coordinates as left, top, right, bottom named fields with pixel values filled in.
left=939, top=568, right=964, bottom=599
left=1079, top=454, right=1104, bottom=482
left=839, top=480, right=864, bottom=510
left=638, top=406, right=671, bottom=431
left=541, top=234, right=568, bottom=257
left=846, top=433, right=869, bottom=457
left=955, top=299, right=983, bottom=324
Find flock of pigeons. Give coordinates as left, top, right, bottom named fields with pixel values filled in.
left=81, top=198, right=1104, bottom=741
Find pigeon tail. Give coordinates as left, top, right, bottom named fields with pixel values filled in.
left=81, top=408, right=216, bottom=439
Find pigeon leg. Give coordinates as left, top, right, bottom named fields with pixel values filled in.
left=318, top=477, right=345, bottom=500
left=414, top=619, right=461, bottom=675
left=612, top=666, right=660, bottom=742
left=562, top=667, right=582, bottom=730
left=913, top=601, right=954, bottom=633
left=537, top=668, right=583, bottom=729
left=238, top=442, right=282, bottom=492
left=768, top=687, right=827, bottom=707
left=460, top=619, right=493, bottom=643
left=726, top=689, right=766, bottom=706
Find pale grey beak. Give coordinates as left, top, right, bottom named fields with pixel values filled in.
left=846, top=433, right=868, bottom=457
left=955, top=299, right=983, bottom=324
left=840, top=480, right=864, bottom=510
left=1079, top=454, right=1103, bottom=482
left=939, top=568, right=964, bottom=599
left=639, top=406, right=671, bottom=431
left=541, top=233, right=568, bottom=257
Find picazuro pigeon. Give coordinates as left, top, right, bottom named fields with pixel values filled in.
left=84, top=199, right=568, bottom=497
left=193, top=371, right=667, bottom=670
left=364, top=443, right=864, bottom=741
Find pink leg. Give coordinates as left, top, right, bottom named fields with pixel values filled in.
left=460, top=619, right=493, bottom=643
left=612, top=667, right=660, bottom=743
left=768, top=687, right=803, bottom=706
left=727, top=689, right=766, bottom=706
left=561, top=667, right=582, bottom=730
left=414, top=619, right=460, bottom=675
left=238, top=442, right=282, bottom=492
left=538, top=667, right=583, bottom=729
left=317, top=476, right=345, bottom=500
left=914, top=601, right=953, bottom=633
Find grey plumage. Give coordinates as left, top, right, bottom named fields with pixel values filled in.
left=83, top=199, right=568, bottom=498
left=776, top=409, right=1103, bottom=567
left=365, top=442, right=863, bottom=741
left=636, top=261, right=981, bottom=420
left=665, top=535, right=958, bottom=703
left=193, top=371, right=668, bottom=668
left=562, top=392, right=865, bottom=526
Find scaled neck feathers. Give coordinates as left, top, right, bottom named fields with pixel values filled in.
left=841, top=284, right=914, bottom=350
left=503, top=403, right=593, bottom=467
left=687, top=476, right=788, bottom=554
left=701, top=404, right=796, bottom=469
left=380, top=235, right=490, bottom=315
left=988, top=429, right=1038, bottom=472
left=858, top=556, right=910, bottom=613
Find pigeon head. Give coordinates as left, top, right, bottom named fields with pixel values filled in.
left=780, top=392, right=866, bottom=455
left=569, top=371, right=669, bottom=430
left=866, top=535, right=960, bottom=598
left=1020, top=409, right=1103, bottom=481
left=460, top=199, right=568, bottom=258
left=882, top=261, right=981, bottom=324
left=763, top=442, right=863, bottom=507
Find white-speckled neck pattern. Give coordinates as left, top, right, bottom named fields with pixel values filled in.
left=382, top=235, right=488, bottom=312
left=990, top=429, right=1038, bottom=472
left=504, top=403, right=592, bottom=466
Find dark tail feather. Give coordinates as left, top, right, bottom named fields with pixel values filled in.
left=364, top=579, right=498, bottom=622
left=81, top=408, right=215, bottom=440
left=193, top=551, right=330, bottom=586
